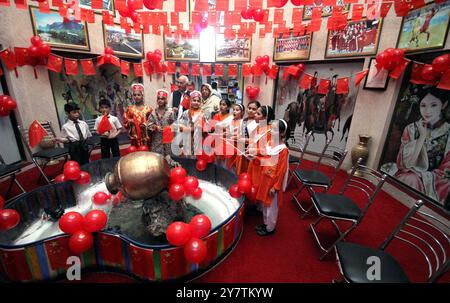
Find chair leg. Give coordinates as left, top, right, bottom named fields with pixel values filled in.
left=292, top=184, right=309, bottom=213
left=309, top=216, right=330, bottom=254
left=300, top=204, right=314, bottom=219
left=34, top=158, right=51, bottom=184
left=319, top=222, right=358, bottom=261
left=5, top=176, right=15, bottom=199
left=331, top=219, right=343, bottom=236
left=14, top=178, right=26, bottom=194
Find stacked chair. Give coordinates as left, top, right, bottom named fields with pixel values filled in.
left=0, top=153, right=27, bottom=199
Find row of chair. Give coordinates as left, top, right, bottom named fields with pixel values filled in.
left=287, top=131, right=449, bottom=283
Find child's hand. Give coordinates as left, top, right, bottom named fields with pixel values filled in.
left=103, top=131, right=110, bottom=137
left=269, top=188, right=276, bottom=196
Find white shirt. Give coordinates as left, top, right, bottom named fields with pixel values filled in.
left=94, top=114, right=123, bottom=133
left=61, top=119, right=92, bottom=142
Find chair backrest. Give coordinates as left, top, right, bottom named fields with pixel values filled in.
left=0, top=153, right=5, bottom=165
left=339, top=158, right=387, bottom=217
left=380, top=200, right=450, bottom=282
left=17, top=121, right=60, bottom=157
left=287, top=131, right=313, bottom=165
left=85, top=118, right=97, bottom=134
left=315, top=138, right=348, bottom=182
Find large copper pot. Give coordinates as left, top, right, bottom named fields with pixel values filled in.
left=105, top=151, right=170, bottom=200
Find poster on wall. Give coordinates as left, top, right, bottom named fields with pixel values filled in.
left=274, top=62, right=364, bottom=154
left=396, top=0, right=450, bottom=53
left=303, top=0, right=350, bottom=19
left=49, top=62, right=141, bottom=129
left=215, top=34, right=251, bottom=62
left=379, top=68, right=450, bottom=211
left=325, top=19, right=382, bottom=58
left=79, top=0, right=115, bottom=13
left=29, top=7, right=90, bottom=51
left=164, top=36, right=200, bottom=61
left=103, top=23, right=144, bottom=58
left=273, top=33, right=312, bottom=62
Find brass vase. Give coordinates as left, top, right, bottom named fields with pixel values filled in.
left=351, top=134, right=371, bottom=167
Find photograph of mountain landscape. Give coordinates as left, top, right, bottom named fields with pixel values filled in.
left=29, top=6, right=90, bottom=51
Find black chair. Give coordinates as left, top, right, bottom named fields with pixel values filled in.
left=0, top=154, right=27, bottom=199
left=308, top=159, right=387, bottom=260
left=85, top=118, right=101, bottom=157
left=335, top=199, right=450, bottom=283
left=286, top=131, right=313, bottom=186
left=291, top=139, right=347, bottom=218
left=18, top=121, right=69, bottom=184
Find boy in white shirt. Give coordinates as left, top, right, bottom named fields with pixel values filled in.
left=94, top=99, right=123, bottom=159
left=56, top=102, right=92, bottom=165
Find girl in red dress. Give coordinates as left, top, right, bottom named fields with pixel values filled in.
left=225, top=103, right=245, bottom=171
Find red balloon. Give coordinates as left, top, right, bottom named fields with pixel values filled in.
left=255, top=56, right=264, bottom=65
left=421, top=64, right=441, bottom=81
left=376, top=52, right=388, bottom=67
left=127, top=0, right=136, bottom=12
left=196, top=159, right=207, bottom=171
left=69, top=230, right=94, bottom=255
left=383, top=60, right=397, bottom=71
left=166, top=221, right=192, bottom=246
left=0, top=209, right=20, bottom=231
left=384, top=48, right=395, bottom=59
left=64, top=165, right=81, bottom=181
left=84, top=210, right=108, bottom=232
left=191, top=187, right=203, bottom=200
left=92, top=192, right=110, bottom=205
left=241, top=8, right=253, bottom=20
left=130, top=11, right=140, bottom=23
left=59, top=211, right=84, bottom=234
left=64, top=160, right=80, bottom=171
left=104, top=54, right=112, bottom=62
left=38, top=44, right=51, bottom=57
left=262, top=55, right=270, bottom=64
left=239, top=172, right=251, bottom=181
left=274, top=0, right=288, bottom=8
left=152, top=53, right=162, bottom=64
left=170, top=167, right=187, bottom=185
left=184, top=238, right=207, bottom=264
left=252, top=9, right=265, bottom=22
left=432, top=54, right=450, bottom=73
left=392, top=49, right=405, bottom=64
left=238, top=179, right=252, bottom=194
left=204, top=152, right=215, bottom=163
left=55, top=174, right=66, bottom=183
left=0, top=195, right=4, bottom=209
left=184, top=176, right=199, bottom=195
left=260, top=62, right=269, bottom=72
left=158, top=62, right=168, bottom=73
left=200, top=19, right=208, bottom=29
left=143, top=0, right=156, bottom=9
left=154, top=49, right=162, bottom=55
left=137, top=145, right=149, bottom=151
left=118, top=8, right=130, bottom=18
left=28, top=46, right=40, bottom=58
left=291, top=0, right=303, bottom=6
left=169, top=184, right=186, bottom=201
left=104, top=47, right=114, bottom=55
left=189, top=214, right=211, bottom=239
left=4, top=98, right=17, bottom=111
left=112, top=191, right=125, bottom=205
left=229, top=184, right=242, bottom=198
left=146, top=51, right=155, bottom=62
left=246, top=185, right=258, bottom=203
left=75, top=171, right=91, bottom=185
left=30, top=36, right=42, bottom=46
left=126, top=145, right=137, bottom=154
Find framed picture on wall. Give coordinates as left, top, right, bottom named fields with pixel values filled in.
left=215, top=34, right=251, bottom=62
left=396, top=0, right=450, bottom=53
left=79, top=0, right=115, bottom=14
left=303, top=0, right=350, bottom=20
left=163, top=36, right=200, bottom=61
left=379, top=60, right=450, bottom=211
left=29, top=6, right=90, bottom=52
left=273, top=32, right=312, bottom=62
left=325, top=18, right=383, bottom=58
left=103, top=23, right=144, bottom=58
left=363, top=57, right=390, bottom=90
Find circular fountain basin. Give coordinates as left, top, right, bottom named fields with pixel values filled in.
left=0, top=157, right=244, bottom=282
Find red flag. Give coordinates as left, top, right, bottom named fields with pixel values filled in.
left=159, top=246, right=189, bottom=280
left=97, top=115, right=113, bottom=134
left=437, top=69, right=450, bottom=90
left=121, top=60, right=130, bottom=76
left=44, top=237, right=71, bottom=272
left=0, top=0, right=11, bottom=6
left=228, top=64, right=237, bottom=77
left=336, top=77, right=349, bottom=94
left=143, top=61, right=153, bottom=76
left=222, top=216, right=237, bottom=252
left=47, top=54, right=63, bottom=73
left=202, top=64, right=212, bottom=76
left=181, top=95, right=190, bottom=109
left=110, top=56, right=121, bottom=67
left=80, top=59, right=96, bottom=75
left=380, top=2, right=392, bottom=18
left=134, top=63, right=143, bottom=77
left=283, top=64, right=300, bottom=80
left=0, top=248, right=32, bottom=281
left=128, top=244, right=155, bottom=280
left=394, top=0, right=410, bottom=17
left=64, top=58, right=79, bottom=75
left=102, top=11, right=114, bottom=25
left=194, top=0, right=208, bottom=11
left=91, top=0, right=102, bottom=9
left=389, top=59, right=410, bottom=80
left=170, top=83, right=178, bottom=92
left=167, top=61, right=176, bottom=74
left=216, top=0, right=228, bottom=11
left=38, top=0, right=50, bottom=13
left=13, top=47, right=30, bottom=66
left=317, top=79, right=331, bottom=94
left=174, top=0, right=187, bottom=12
left=242, top=63, right=252, bottom=78
left=96, top=234, right=124, bottom=266
left=13, top=0, right=27, bottom=9
left=354, top=69, right=369, bottom=86
left=29, top=120, right=48, bottom=148
left=410, top=62, right=436, bottom=85
left=180, top=63, right=189, bottom=75
left=351, top=4, right=364, bottom=21
left=192, top=63, right=201, bottom=76
left=0, top=49, right=17, bottom=70
left=215, top=64, right=224, bottom=76
left=299, top=73, right=314, bottom=90
left=268, top=65, right=279, bottom=80
left=251, top=64, right=263, bottom=77
left=162, top=126, right=174, bottom=143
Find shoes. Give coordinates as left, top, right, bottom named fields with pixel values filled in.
left=256, top=225, right=275, bottom=236
left=255, top=224, right=266, bottom=232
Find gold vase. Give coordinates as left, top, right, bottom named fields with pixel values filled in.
left=351, top=134, right=371, bottom=167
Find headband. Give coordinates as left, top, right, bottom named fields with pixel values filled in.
left=279, top=119, right=288, bottom=135
left=132, top=83, right=144, bottom=92
left=236, top=103, right=244, bottom=112
left=156, top=89, right=168, bottom=98
left=190, top=90, right=201, bottom=99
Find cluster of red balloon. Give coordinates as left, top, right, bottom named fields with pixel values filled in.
left=375, top=48, right=405, bottom=71
left=240, top=7, right=265, bottom=22
left=112, top=191, right=125, bottom=206
left=28, top=36, right=51, bottom=61
left=103, top=47, right=117, bottom=64
left=118, top=0, right=142, bottom=23
left=59, top=210, right=108, bottom=254
left=92, top=191, right=112, bottom=206
left=145, top=49, right=168, bottom=75
left=55, top=161, right=91, bottom=185
left=0, top=95, right=17, bottom=117
left=168, top=167, right=203, bottom=201
left=245, top=86, right=260, bottom=100
left=195, top=152, right=215, bottom=172
left=166, top=214, right=212, bottom=264
left=126, top=145, right=149, bottom=154
left=228, top=173, right=257, bottom=202
left=423, top=54, right=450, bottom=82
left=0, top=195, right=21, bottom=231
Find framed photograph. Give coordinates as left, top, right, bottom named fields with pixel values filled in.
left=79, top=0, right=115, bottom=14
left=29, top=6, right=90, bottom=52
left=396, top=0, right=450, bottom=53
left=325, top=18, right=383, bottom=58
left=164, top=36, right=200, bottom=61
left=379, top=60, right=450, bottom=211
left=363, top=57, right=389, bottom=90
left=215, top=34, right=251, bottom=62
left=303, top=0, right=350, bottom=20
left=103, top=23, right=144, bottom=59
left=273, top=32, right=312, bottom=62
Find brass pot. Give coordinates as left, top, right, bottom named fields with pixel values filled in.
left=105, top=151, right=170, bottom=200
left=351, top=134, right=371, bottom=166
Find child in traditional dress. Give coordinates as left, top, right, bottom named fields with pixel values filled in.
left=225, top=103, right=245, bottom=170
left=212, top=99, right=233, bottom=167
left=235, top=100, right=260, bottom=174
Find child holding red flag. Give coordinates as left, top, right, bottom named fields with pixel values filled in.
left=94, top=99, right=122, bottom=159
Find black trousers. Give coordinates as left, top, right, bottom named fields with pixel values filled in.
left=101, top=137, right=120, bottom=159
left=68, top=141, right=90, bottom=165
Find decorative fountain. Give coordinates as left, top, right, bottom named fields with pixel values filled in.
left=0, top=152, right=244, bottom=282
